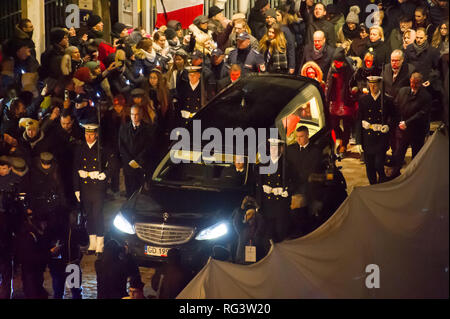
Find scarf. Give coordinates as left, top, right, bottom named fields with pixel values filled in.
left=312, top=45, right=325, bottom=61
left=342, top=23, right=360, bottom=40
left=143, top=49, right=156, bottom=63
left=413, top=41, right=429, bottom=56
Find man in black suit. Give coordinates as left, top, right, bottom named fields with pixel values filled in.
left=390, top=72, right=432, bottom=178
left=119, top=105, right=155, bottom=198
left=286, top=126, right=324, bottom=236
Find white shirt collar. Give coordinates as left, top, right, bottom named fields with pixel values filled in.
left=190, top=81, right=200, bottom=91
left=299, top=142, right=309, bottom=150
left=371, top=91, right=381, bottom=100
left=87, top=140, right=97, bottom=149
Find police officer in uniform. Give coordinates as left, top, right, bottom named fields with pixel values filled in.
left=73, top=124, right=112, bottom=256
left=256, top=138, right=290, bottom=243
left=227, top=32, right=266, bottom=76
left=357, top=76, right=394, bottom=184
left=176, top=66, right=203, bottom=127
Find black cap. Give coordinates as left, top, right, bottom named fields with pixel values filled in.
left=191, top=50, right=204, bottom=60
left=131, top=88, right=146, bottom=96
left=237, top=32, right=250, bottom=40
left=87, top=14, right=102, bottom=28
left=332, top=47, right=346, bottom=62
left=111, top=22, right=127, bottom=37
left=50, top=28, right=67, bottom=44
left=208, top=5, right=224, bottom=19
left=211, top=48, right=224, bottom=57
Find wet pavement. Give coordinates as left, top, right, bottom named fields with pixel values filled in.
left=10, top=141, right=418, bottom=299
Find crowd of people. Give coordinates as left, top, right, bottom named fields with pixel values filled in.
left=0, top=0, right=448, bottom=299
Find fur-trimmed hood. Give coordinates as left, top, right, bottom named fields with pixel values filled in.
left=301, top=61, right=324, bottom=83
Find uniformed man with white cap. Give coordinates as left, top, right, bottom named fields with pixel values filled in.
left=357, top=76, right=394, bottom=184
left=176, top=65, right=204, bottom=127
left=73, top=123, right=112, bottom=256
left=255, top=138, right=290, bottom=243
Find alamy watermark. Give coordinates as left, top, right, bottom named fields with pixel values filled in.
left=170, top=120, right=281, bottom=175
left=365, top=264, right=380, bottom=289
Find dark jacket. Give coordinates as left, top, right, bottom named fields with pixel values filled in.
left=362, top=40, right=390, bottom=69
left=39, top=44, right=66, bottom=81
left=394, top=86, right=432, bottom=133
left=15, top=130, right=56, bottom=166
left=72, top=140, right=113, bottom=192
left=404, top=43, right=440, bottom=82
left=227, top=47, right=266, bottom=75
left=357, top=93, right=394, bottom=154
left=118, top=121, right=155, bottom=171
left=306, top=17, right=337, bottom=48
left=95, top=253, right=140, bottom=299
left=383, top=62, right=416, bottom=98
left=286, top=142, right=325, bottom=203
left=248, top=8, right=267, bottom=41
left=325, top=56, right=355, bottom=116
left=301, top=43, right=335, bottom=76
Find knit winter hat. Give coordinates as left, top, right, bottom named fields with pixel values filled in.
left=346, top=6, right=360, bottom=24
left=85, top=61, right=100, bottom=73
left=50, top=28, right=67, bottom=44
left=87, top=15, right=102, bottom=28
left=164, top=28, right=177, bottom=41
left=332, top=47, right=346, bottom=62
left=111, top=22, right=127, bottom=37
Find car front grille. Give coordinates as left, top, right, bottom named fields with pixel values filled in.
left=134, top=223, right=195, bottom=245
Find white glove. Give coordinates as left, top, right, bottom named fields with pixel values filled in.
left=181, top=110, right=194, bottom=119
left=74, top=191, right=80, bottom=202
left=88, top=171, right=99, bottom=179
left=372, top=124, right=382, bottom=131
left=129, top=160, right=140, bottom=169
left=362, top=120, right=371, bottom=130
left=78, top=170, right=88, bottom=178
left=262, top=185, right=272, bottom=194
left=381, top=125, right=390, bottom=133
left=272, top=187, right=283, bottom=196
left=98, top=172, right=106, bottom=181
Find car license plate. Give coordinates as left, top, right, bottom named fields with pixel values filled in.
left=144, top=245, right=170, bottom=257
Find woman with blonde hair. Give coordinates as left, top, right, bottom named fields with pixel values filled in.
left=403, top=29, right=416, bottom=49
left=259, top=23, right=288, bottom=74
left=362, top=25, right=389, bottom=68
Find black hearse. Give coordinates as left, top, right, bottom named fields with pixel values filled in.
left=111, top=74, right=345, bottom=271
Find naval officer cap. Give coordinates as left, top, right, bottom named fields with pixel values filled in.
left=367, top=76, right=383, bottom=83
left=81, top=123, right=99, bottom=133
left=268, top=138, right=285, bottom=146
left=40, top=152, right=54, bottom=164
left=185, top=65, right=202, bottom=73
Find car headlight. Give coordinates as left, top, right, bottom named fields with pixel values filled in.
left=195, top=222, right=228, bottom=240
left=113, top=212, right=135, bottom=234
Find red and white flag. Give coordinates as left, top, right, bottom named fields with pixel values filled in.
left=155, top=0, right=204, bottom=29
